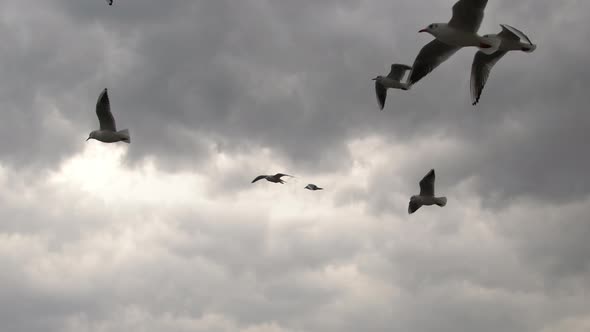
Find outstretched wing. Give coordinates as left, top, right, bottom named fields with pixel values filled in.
left=470, top=50, right=507, bottom=105
left=500, top=24, right=532, bottom=44
left=275, top=173, right=292, bottom=179
left=387, top=64, right=412, bottom=81
left=374, top=81, right=387, bottom=110
left=419, top=169, right=436, bottom=197
left=449, top=0, right=488, bottom=32
left=96, top=88, right=117, bottom=132
left=408, top=40, right=459, bottom=86
left=252, top=175, right=267, bottom=183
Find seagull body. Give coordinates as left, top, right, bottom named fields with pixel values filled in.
left=87, top=88, right=130, bottom=143
left=471, top=24, right=537, bottom=105
left=305, top=184, right=323, bottom=191
left=408, top=169, right=447, bottom=214
left=251, top=173, right=293, bottom=184
left=372, top=64, right=412, bottom=110
left=408, top=0, right=500, bottom=86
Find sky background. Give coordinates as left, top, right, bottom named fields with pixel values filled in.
left=0, top=0, right=589, bottom=331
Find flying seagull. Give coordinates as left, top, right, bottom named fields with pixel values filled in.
left=304, top=184, right=323, bottom=191
left=471, top=24, right=537, bottom=105
left=372, top=64, right=412, bottom=110
left=87, top=88, right=130, bottom=143
left=251, top=173, right=293, bottom=184
left=106, top=0, right=113, bottom=5
left=408, top=169, right=447, bottom=214
left=408, top=0, right=500, bottom=86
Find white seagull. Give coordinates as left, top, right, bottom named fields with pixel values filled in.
left=408, top=0, right=500, bottom=86
left=87, top=88, right=130, bottom=143
left=372, top=64, right=412, bottom=110
left=408, top=169, right=447, bottom=214
left=471, top=24, right=537, bottom=105
left=304, top=184, right=323, bottom=191
left=252, top=173, right=293, bottom=184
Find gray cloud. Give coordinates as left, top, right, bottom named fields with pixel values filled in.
left=0, top=0, right=589, bottom=331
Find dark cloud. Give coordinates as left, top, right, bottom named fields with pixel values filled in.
left=1, top=0, right=590, bottom=331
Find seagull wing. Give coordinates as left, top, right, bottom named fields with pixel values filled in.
left=449, top=0, right=488, bottom=32
left=419, top=169, right=436, bottom=197
left=374, top=81, right=387, bottom=110
left=387, top=64, right=412, bottom=81
left=500, top=24, right=533, bottom=44
left=252, top=175, right=267, bottom=183
left=96, top=88, right=117, bottom=132
left=470, top=50, right=507, bottom=105
left=275, top=173, right=293, bottom=178
left=408, top=40, right=459, bottom=86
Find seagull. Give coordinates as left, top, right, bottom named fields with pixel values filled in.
left=372, top=64, right=412, bottom=110
left=408, top=169, right=447, bottom=214
left=408, top=0, right=501, bottom=86
left=251, top=173, right=293, bottom=184
left=106, top=0, right=113, bottom=5
left=305, top=184, right=323, bottom=191
left=471, top=24, right=537, bottom=105
left=87, top=88, right=130, bottom=143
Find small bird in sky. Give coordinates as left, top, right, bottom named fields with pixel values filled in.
left=372, top=64, right=412, bottom=110
left=408, top=169, right=447, bottom=214
left=304, top=184, right=323, bottom=191
left=87, top=88, right=130, bottom=144
left=251, top=173, right=293, bottom=184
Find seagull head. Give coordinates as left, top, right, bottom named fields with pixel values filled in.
left=419, top=23, right=443, bottom=36
left=86, top=131, right=97, bottom=141
left=372, top=75, right=384, bottom=81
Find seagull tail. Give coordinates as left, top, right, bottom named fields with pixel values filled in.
left=435, top=197, right=447, bottom=207
left=118, top=129, right=130, bottom=144
left=478, top=36, right=501, bottom=55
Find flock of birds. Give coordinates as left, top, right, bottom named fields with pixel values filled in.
left=89, top=0, right=535, bottom=214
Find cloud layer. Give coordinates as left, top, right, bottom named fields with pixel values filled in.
left=0, top=0, right=589, bottom=331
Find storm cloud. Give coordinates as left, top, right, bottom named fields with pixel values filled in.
left=0, top=0, right=589, bottom=331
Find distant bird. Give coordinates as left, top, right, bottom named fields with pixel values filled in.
left=87, top=88, right=130, bottom=143
left=408, top=0, right=500, bottom=86
left=106, top=0, right=113, bottom=5
left=408, top=169, right=447, bottom=214
left=305, top=184, right=323, bottom=191
left=251, top=173, right=293, bottom=184
left=372, top=64, right=412, bottom=110
left=471, top=24, right=536, bottom=105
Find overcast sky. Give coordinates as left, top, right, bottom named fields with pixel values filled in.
left=0, top=0, right=589, bottom=331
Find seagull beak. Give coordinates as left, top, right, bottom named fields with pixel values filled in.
left=419, top=28, right=427, bottom=33
left=86, top=137, right=91, bottom=141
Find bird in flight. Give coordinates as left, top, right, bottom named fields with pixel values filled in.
left=408, top=0, right=499, bottom=87
left=304, top=184, right=323, bottom=191
left=408, top=169, right=447, bottom=214
left=87, top=88, right=130, bottom=144
left=470, top=24, right=537, bottom=105
left=251, top=173, right=294, bottom=184
left=372, top=64, right=412, bottom=110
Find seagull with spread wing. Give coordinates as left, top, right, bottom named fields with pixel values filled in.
left=470, top=24, right=537, bottom=105
left=408, top=169, right=447, bottom=214
left=372, top=64, right=412, bottom=110
left=251, top=173, right=293, bottom=184
left=86, top=88, right=130, bottom=143
left=408, top=0, right=500, bottom=86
